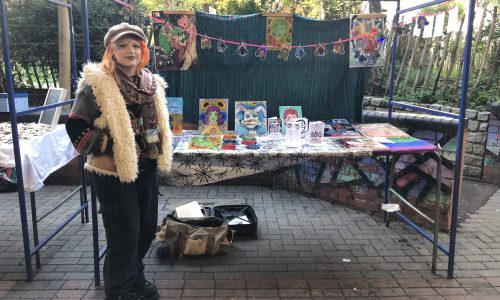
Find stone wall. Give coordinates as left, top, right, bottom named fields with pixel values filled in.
left=483, top=102, right=500, bottom=185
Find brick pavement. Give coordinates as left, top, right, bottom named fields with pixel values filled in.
left=1, top=185, right=500, bottom=299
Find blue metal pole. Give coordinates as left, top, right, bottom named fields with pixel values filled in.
left=0, top=0, right=33, bottom=281
left=448, top=0, right=476, bottom=279
left=384, top=0, right=400, bottom=225
left=80, top=0, right=91, bottom=63
left=69, top=6, right=78, bottom=94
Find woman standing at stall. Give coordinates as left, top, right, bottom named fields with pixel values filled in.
left=66, top=23, right=172, bottom=300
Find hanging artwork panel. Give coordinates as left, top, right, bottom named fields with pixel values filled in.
left=199, top=98, right=228, bottom=135
left=153, top=11, right=199, bottom=71
left=264, top=14, right=293, bottom=51
left=235, top=101, right=267, bottom=136
left=349, top=13, right=386, bottom=68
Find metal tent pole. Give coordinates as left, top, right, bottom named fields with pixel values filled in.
left=0, top=0, right=33, bottom=281
left=80, top=0, right=91, bottom=63
left=448, top=0, right=476, bottom=279
left=384, top=0, right=400, bottom=225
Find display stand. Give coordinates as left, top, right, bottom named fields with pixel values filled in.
left=0, top=0, right=91, bottom=281
left=386, top=0, right=476, bottom=278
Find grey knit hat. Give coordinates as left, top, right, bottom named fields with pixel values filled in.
left=103, top=23, right=146, bottom=46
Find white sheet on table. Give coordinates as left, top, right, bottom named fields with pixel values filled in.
left=0, top=124, right=79, bottom=192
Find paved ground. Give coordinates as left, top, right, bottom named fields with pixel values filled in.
left=1, top=185, right=500, bottom=299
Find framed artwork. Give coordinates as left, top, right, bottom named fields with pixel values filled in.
left=265, top=14, right=293, bottom=50
left=235, top=101, right=267, bottom=136
left=349, top=13, right=386, bottom=68
left=198, top=98, right=228, bottom=135
left=152, top=11, right=199, bottom=71
left=167, top=97, right=183, bottom=135
left=39, top=87, right=67, bottom=128
left=278, top=105, right=302, bottom=134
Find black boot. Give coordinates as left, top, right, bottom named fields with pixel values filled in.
left=106, top=292, right=140, bottom=300
left=133, top=280, right=159, bottom=300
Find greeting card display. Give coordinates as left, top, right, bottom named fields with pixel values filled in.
left=167, top=97, right=183, bottom=135
left=268, top=117, right=282, bottom=138
left=308, top=121, right=325, bottom=145
left=296, top=117, right=308, bottom=138
left=235, top=101, right=267, bottom=136
left=279, top=106, right=302, bottom=134
left=198, top=98, right=228, bottom=135
left=285, top=121, right=301, bottom=147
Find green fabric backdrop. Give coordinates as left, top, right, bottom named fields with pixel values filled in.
left=159, top=12, right=371, bottom=128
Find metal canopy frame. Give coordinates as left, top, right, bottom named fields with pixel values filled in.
left=0, top=0, right=92, bottom=281
left=386, top=0, right=476, bottom=278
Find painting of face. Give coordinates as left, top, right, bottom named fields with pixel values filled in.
left=235, top=101, right=267, bottom=136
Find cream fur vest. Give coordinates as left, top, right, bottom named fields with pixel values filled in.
left=77, top=63, right=172, bottom=183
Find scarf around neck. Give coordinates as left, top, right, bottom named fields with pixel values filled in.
left=115, top=66, right=163, bottom=159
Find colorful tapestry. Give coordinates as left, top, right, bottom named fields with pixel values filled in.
left=349, top=14, right=386, bottom=68
left=153, top=11, right=199, bottom=71
left=266, top=15, right=293, bottom=50
left=235, top=101, right=267, bottom=136
left=198, top=98, right=228, bottom=135
left=279, top=106, right=302, bottom=134
left=167, top=97, right=183, bottom=135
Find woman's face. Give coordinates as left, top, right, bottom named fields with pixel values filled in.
left=111, top=36, right=142, bottom=73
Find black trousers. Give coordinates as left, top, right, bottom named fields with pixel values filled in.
left=92, top=167, right=158, bottom=297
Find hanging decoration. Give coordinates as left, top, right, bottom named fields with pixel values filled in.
left=278, top=45, right=290, bottom=61
left=201, top=34, right=212, bottom=49
left=332, top=40, right=345, bottom=55
left=314, top=43, right=327, bottom=57
left=236, top=42, right=249, bottom=57
left=152, top=11, right=199, bottom=71
left=294, top=44, right=306, bottom=60
left=217, top=38, right=228, bottom=53
left=115, top=1, right=386, bottom=65
left=349, top=14, right=386, bottom=68
left=416, top=16, right=429, bottom=29
left=254, top=45, right=267, bottom=61
left=265, top=14, right=293, bottom=51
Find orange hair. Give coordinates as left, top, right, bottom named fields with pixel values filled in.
left=101, top=36, right=150, bottom=74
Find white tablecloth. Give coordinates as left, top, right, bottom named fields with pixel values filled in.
left=0, top=123, right=79, bottom=192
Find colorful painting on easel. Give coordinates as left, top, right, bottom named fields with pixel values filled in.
left=235, top=101, right=267, bottom=136
left=152, top=11, right=199, bottom=71
left=198, top=98, right=228, bottom=135
left=266, top=16, right=292, bottom=50
left=349, top=14, right=386, bottom=68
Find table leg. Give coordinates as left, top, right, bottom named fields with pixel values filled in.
left=29, top=192, right=41, bottom=268
left=431, top=151, right=442, bottom=274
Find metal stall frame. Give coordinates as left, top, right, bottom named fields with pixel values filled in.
left=385, top=0, right=476, bottom=278
left=0, top=0, right=91, bottom=281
